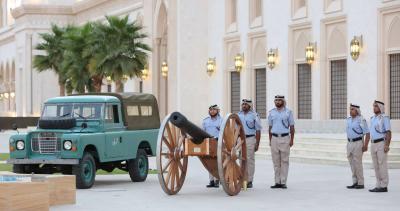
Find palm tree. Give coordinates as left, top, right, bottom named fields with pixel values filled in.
left=89, top=15, right=151, bottom=92
left=33, top=25, right=67, bottom=96
left=61, top=24, right=95, bottom=93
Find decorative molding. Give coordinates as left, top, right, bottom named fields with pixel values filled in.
left=11, top=4, right=73, bottom=19
left=377, top=3, right=400, bottom=115
left=324, top=0, right=343, bottom=14
left=288, top=22, right=312, bottom=118
left=320, top=15, right=347, bottom=120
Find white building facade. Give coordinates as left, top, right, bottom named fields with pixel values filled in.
left=1, top=0, right=400, bottom=132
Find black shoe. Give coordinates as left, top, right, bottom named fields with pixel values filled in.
left=380, top=187, right=388, bottom=192
left=281, top=184, right=287, bottom=189
left=270, top=183, right=282, bottom=189
left=247, top=182, right=253, bottom=188
left=369, top=187, right=380, bottom=192
left=354, top=185, right=364, bottom=189
left=206, top=181, right=215, bottom=188
left=347, top=183, right=357, bottom=189
left=214, top=180, right=219, bottom=188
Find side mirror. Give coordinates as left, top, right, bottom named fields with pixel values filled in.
left=81, top=123, right=88, bottom=129
left=12, top=123, right=18, bottom=130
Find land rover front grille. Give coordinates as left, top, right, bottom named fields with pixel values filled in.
left=31, top=132, right=61, bottom=154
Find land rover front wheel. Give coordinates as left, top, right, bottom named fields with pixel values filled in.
left=128, top=149, right=148, bottom=182
left=73, top=152, right=96, bottom=189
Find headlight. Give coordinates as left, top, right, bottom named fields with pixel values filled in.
left=63, top=140, right=72, bottom=150
left=16, top=140, right=25, bottom=150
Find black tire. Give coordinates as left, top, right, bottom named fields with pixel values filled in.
left=12, top=164, right=25, bottom=173
left=38, top=117, right=76, bottom=129
left=128, top=149, right=148, bottom=182
left=12, top=164, right=38, bottom=174
left=72, top=152, right=96, bottom=189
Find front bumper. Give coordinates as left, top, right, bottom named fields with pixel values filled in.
left=7, top=158, right=79, bottom=165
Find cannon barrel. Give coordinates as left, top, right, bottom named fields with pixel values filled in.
left=169, top=112, right=212, bottom=144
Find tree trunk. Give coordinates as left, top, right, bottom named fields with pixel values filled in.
left=59, top=82, right=65, bottom=96
left=92, top=75, right=103, bottom=93
left=115, top=80, right=124, bottom=93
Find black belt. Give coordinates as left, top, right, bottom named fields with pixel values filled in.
left=347, top=137, right=363, bottom=142
left=272, top=133, right=289, bottom=137
left=372, top=138, right=384, bottom=143
left=246, top=135, right=255, bottom=138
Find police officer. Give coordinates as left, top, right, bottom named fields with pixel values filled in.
left=346, top=104, right=370, bottom=189
left=238, top=99, right=262, bottom=188
left=268, top=95, right=295, bottom=189
left=368, top=100, right=391, bottom=193
left=202, top=104, right=223, bottom=188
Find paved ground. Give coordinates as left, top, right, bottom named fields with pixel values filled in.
left=52, top=157, right=400, bottom=211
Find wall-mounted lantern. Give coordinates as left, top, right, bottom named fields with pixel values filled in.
left=141, top=64, right=149, bottom=80
left=206, top=57, right=216, bottom=76
left=234, top=53, right=244, bottom=72
left=350, top=35, right=363, bottom=61
left=105, top=76, right=112, bottom=85
left=305, top=42, right=317, bottom=65
left=267, top=48, right=278, bottom=70
left=10, top=92, right=15, bottom=98
left=161, top=61, right=168, bottom=78
left=121, top=75, right=129, bottom=84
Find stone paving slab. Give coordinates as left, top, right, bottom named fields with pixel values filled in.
left=51, top=157, right=400, bottom=211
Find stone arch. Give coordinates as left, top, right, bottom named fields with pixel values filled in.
left=5, top=61, right=9, bottom=85
left=252, top=39, right=266, bottom=65
left=11, top=60, right=15, bottom=82
left=327, top=27, right=346, bottom=57
left=294, top=31, right=310, bottom=60
left=154, top=0, right=168, bottom=117
left=227, top=43, right=240, bottom=69
left=388, top=16, right=400, bottom=49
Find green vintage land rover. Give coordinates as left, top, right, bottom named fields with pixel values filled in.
left=7, top=93, right=160, bottom=189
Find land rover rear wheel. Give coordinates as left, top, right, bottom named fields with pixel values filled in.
left=128, top=149, right=148, bottom=182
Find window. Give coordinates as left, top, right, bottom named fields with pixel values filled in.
left=105, top=104, right=120, bottom=124
left=292, top=0, right=307, bottom=20
left=230, top=0, right=237, bottom=25
left=249, top=0, right=262, bottom=28
left=42, top=104, right=73, bottom=118
left=330, top=59, right=347, bottom=119
left=73, top=103, right=103, bottom=119
left=390, top=53, right=400, bottom=119
left=226, top=0, right=238, bottom=32
left=141, top=106, right=153, bottom=116
left=127, top=105, right=139, bottom=116
left=297, top=64, right=312, bottom=119
left=231, top=72, right=240, bottom=113
left=255, top=68, right=266, bottom=118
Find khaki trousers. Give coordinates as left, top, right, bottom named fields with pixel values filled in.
left=209, top=174, right=215, bottom=181
left=246, top=136, right=256, bottom=182
left=346, top=141, right=364, bottom=185
left=270, top=136, right=290, bottom=184
left=371, top=141, right=389, bottom=188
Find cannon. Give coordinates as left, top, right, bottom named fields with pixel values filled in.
left=156, top=112, right=247, bottom=196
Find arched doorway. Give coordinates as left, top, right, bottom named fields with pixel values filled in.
left=155, top=1, right=168, bottom=117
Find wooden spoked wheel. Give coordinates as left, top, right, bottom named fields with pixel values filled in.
left=217, top=113, right=247, bottom=196
left=156, top=114, right=188, bottom=195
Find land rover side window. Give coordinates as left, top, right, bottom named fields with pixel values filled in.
left=127, top=105, right=140, bottom=116
left=42, top=104, right=73, bottom=118
left=72, top=103, right=103, bottom=119
left=141, top=106, right=152, bottom=116
left=105, top=104, right=119, bottom=124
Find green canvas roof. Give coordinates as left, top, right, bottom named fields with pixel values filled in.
left=69, top=92, right=160, bottom=130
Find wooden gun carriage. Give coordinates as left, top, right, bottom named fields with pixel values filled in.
left=156, top=112, right=247, bottom=196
